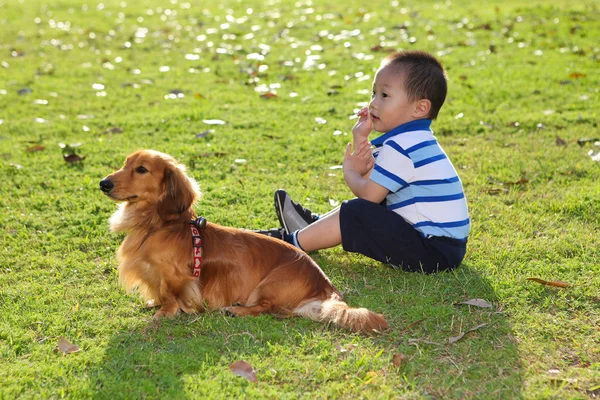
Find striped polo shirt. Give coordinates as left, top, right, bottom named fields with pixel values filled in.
left=369, top=119, right=470, bottom=241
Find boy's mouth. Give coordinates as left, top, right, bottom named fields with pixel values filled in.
left=370, top=113, right=380, bottom=121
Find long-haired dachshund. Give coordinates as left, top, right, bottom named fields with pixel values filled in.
left=100, top=150, right=389, bottom=334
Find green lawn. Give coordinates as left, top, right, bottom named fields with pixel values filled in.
left=1, top=0, right=599, bottom=398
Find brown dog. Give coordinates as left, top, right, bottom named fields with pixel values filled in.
left=100, top=150, right=389, bottom=333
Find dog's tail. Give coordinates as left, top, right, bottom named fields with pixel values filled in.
left=296, top=295, right=389, bottom=334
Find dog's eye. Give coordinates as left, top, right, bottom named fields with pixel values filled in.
left=135, top=166, right=148, bottom=174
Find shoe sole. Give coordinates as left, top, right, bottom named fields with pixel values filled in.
left=274, top=190, right=290, bottom=234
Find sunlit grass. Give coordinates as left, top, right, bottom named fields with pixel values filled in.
left=1, top=0, right=599, bottom=398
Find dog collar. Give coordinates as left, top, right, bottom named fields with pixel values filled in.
left=190, top=217, right=207, bottom=278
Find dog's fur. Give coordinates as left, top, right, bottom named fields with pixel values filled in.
left=100, top=150, right=389, bottom=333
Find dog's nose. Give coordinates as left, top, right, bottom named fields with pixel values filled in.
left=100, top=179, right=114, bottom=193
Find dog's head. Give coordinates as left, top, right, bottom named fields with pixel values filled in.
left=100, top=150, right=201, bottom=221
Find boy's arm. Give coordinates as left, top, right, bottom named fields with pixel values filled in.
left=343, top=142, right=388, bottom=203
left=344, top=170, right=388, bottom=203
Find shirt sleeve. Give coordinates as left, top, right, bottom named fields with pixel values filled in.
left=369, top=142, right=415, bottom=192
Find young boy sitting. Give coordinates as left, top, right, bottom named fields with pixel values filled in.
left=260, top=50, right=470, bottom=273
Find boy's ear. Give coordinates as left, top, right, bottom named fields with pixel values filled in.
left=413, top=99, right=431, bottom=119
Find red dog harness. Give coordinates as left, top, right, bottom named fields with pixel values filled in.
left=190, top=217, right=207, bottom=278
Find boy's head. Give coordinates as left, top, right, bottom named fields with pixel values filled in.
left=369, top=50, right=447, bottom=132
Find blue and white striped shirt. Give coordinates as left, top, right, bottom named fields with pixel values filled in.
left=369, top=119, right=470, bottom=241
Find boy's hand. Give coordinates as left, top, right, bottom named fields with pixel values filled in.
left=352, top=107, right=372, bottom=145
left=343, top=141, right=375, bottom=177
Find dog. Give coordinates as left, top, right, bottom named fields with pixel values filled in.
left=100, top=150, right=389, bottom=334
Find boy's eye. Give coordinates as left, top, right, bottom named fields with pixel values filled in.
left=135, top=166, right=148, bottom=174
left=382, top=92, right=388, bottom=98
left=371, top=91, right=376, bottom=98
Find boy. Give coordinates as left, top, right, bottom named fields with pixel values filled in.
left=260, top=50, right=470, bottom=273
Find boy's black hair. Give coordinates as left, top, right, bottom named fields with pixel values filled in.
left=381, top=50, right=447, bottom=119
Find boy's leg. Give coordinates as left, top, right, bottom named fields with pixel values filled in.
left=295, top=208, right=342, bottom=251
left=338, top=198, right=464, bottom=273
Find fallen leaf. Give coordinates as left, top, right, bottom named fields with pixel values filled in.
left=105, top=127, right=123, bottom=134
left=449, top=323, right=488, bottom=344
left=577, top=138, right=599, bottom=147
left=58, top=142, right=82, bottom=149
left=262, top=134, right=282, bottom=139
left=483, top=188, right=509, bottom=195
left=260, top=92, right=278, bottom=99
left=56, top=337, right=80, bottom=354
left=197, top=152, right=227, bottom=158
left=195, top=129, right=214, bottom=138
left=526, top=278, right=570, bottom=288
left=335, top=343, right=358, bottom=353
left=26, top=145, right=45, bottom=152
left=63, top=154, right=86, bottom=163
left=569, top=72, right=586, bottom=79
left=555, top=136, right=567, bottom=146
left=454, top=299, right=493, bottom=309
left=202, top=119, right=227, bottom=125
left=502, top=177, right=528, bottom=186
left=590, top=151, right=600, bottom=162
left=392, top=353, right=407, bottom=368
left=230, top=360, right=257, bottom=382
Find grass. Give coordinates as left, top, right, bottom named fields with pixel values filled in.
left=0, top=0, right=599, bottom=398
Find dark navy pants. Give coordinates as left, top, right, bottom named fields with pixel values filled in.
left=339, top=198, right=467, bottom=273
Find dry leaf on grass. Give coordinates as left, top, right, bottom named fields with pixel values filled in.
left=502, top=177, right=529, bottom=186
left=555, top=136, right=567, bottom=146
left=392, top=353, right=407, bottom=368
left=63, top=154, right=85, bottom=163
left=527, top=278, right=570, bottom=288
left=202, top=119, right=227, bottom=125
left=449, top=323, right=488, bottom=344
left=55, top=336, right=80, bottom=354
left=230, top=360, right=257, bottom=382
left=26, top=145, right=45, bottom=152
left=195, top=129, right=214, bottom=139
left=335, top=343, right=357, bottom=353
left=454, top=298, right=493, bottom=309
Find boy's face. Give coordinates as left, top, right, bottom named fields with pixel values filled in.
left=369, top=64, right=420, bottom=133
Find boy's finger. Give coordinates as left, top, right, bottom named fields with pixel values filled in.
left=357, top=141, right=371, bottom=154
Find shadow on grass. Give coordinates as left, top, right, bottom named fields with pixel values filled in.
left=88, top=259, right=523, bottom=398
left=89, top=311, right=268, bottom=398
left=313, top=253, right=525, bottom=398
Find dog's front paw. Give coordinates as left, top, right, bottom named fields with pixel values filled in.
left=220, top=307, right=237, bottom=318
left=153, top=306, right=179, bottom=319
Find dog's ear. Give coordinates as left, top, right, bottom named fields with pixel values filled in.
left=157, top=164, right=200, bottom=221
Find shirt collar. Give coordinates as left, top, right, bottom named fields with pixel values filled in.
left=371, top=119, right=432, bottom=147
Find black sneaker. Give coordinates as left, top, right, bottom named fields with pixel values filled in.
left=252, top=228, right=285, bottom=240
left=274, top=189, right=319, bottom=234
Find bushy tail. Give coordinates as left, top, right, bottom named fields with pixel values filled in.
left=318, top=296, right=389, bottom=334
